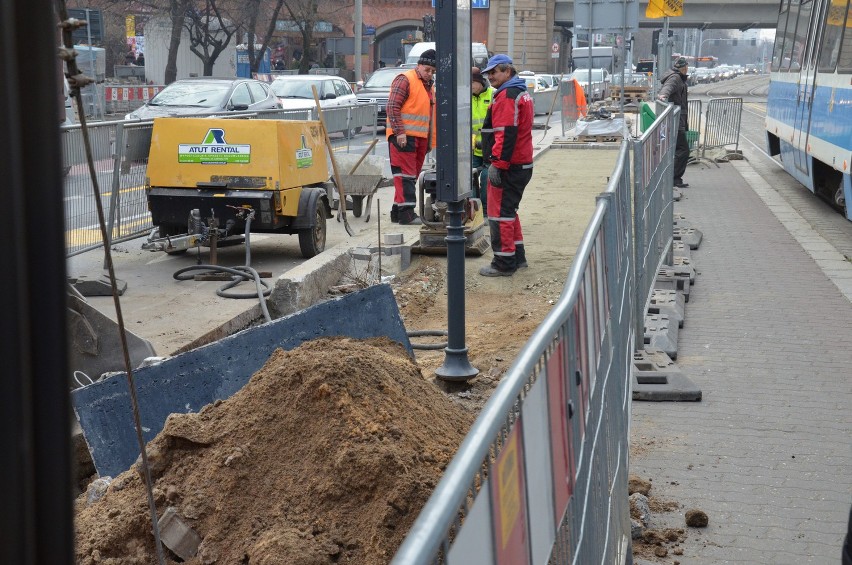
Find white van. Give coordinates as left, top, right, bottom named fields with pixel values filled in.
left=404, top=42, right=489, bottom=71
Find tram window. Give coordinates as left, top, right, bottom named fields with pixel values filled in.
left=782, top=1, right=802, bottom=70
left=838, top=5, right=852, bottom=71
left=819, top=0, right=850, bottom=72
left=790, top=0, right=813, bottom=71
left=772, top=0, right=791, bottom=71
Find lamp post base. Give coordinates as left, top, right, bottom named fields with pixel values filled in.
left=435, top=347, right=478, bottom=382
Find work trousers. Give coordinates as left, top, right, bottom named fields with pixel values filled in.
left=674, top=129, right=689, bottom=182
left=471, top=154, right=489, bottom=212
left=389, top=136, right=429, bottom=209
left=487, top=166, right=532, bottom=272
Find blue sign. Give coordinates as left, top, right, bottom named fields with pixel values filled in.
left=431, top=0, right=489, bottom=7
left=365, top=25, right=376, bottom=36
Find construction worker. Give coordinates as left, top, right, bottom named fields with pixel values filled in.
left=471, top=67, right=493, bottom=212
left=479, top=54, right=534, bottom=277
left=657, top=56, right=690, bottom=188
left=563, top=76, right=588, bottom=121
left=386, top=49, right=437, bottom=225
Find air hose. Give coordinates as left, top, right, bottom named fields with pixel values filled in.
left=406, top=329, right=448, bottom=350
left=172, top=210, right=273, bottom=323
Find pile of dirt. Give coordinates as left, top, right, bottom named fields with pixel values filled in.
left=633, top=528, right=688, bottom=561
left=74, top=337, right=475, bottom=564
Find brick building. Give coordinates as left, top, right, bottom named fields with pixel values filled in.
left=271, top=0, right=573, bottom=77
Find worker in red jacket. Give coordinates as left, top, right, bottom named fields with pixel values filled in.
left=479, top=54, right=534, bottom=277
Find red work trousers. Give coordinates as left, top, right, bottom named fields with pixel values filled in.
left=389, top=135, right=429, bottom=209
left=487, top=166, right=532, bottom=271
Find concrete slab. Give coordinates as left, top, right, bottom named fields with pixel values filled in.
left=648, top=289, right=685, bottom=328
left=643, top=314, right=679, bottom=359
left=72, top=284, right=412, bottom=478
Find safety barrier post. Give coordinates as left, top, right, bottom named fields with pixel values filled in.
left=701, top=97, right=743, bottom=159
left=103, top=122, right=125, bottom=268
left=631, top=103, right=676, bottom=353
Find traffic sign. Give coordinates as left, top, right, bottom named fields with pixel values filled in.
left=551, top=42, right=559, bottom=53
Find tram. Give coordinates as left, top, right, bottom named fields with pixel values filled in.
left=765, top=0, right=852, bottom=220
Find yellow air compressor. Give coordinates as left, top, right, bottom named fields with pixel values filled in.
left=143, top=118, right=333, bottom=257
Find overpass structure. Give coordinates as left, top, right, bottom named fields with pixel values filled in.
left=486, top=0, right=780, bottom=76
left=555, top=0, right=780, bottom=30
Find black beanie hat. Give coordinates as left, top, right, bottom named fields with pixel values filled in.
left=418, top=49, right=437, bottom=68
left=472, top=68, right=488, bottom=88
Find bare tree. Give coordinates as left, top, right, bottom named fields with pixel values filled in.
left=165, top=0, right=189, bottom=83
left=183, top=0, right=238, bottom=76
left=282, top=0, right=320, bottom=74
left=245, top=0, right=286, bottom=74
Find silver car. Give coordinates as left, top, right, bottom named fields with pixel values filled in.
left=125, top=77, right=280, bottom=120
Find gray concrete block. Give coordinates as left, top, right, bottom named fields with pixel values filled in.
left=633, top=348, right=676, bottom=372
left=670, top=256, right=696, bottom=284
left=632, top=348, right=701, bottom=401
left=655, top=268, right=691, bottom=302
left=268, top=245, right=351, bottom=318
left=159, top=507, right=202, bottom=560
left=384, top=232, right=404, bottom=245
left=648, top=289, right=685, bottom=328
left=673, top=226, right=703, bottom=249
left=632, top=370, right=702, bottom=401
left=350, top=247, right=374, bottom=261
left=672, top=241, right=691, bottom=260
left=644, top=314, right=679, bottom=359
left=72, top=284, right=413, bottom=478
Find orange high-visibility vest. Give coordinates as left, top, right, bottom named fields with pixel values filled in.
left=562, top=78, right=588, bottom=119
left=386, top=69, right=436, bottom=147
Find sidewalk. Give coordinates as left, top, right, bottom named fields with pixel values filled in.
left=630, top=159, right=852, bottom=563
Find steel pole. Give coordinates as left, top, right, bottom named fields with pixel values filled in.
left=354, top=0, right=362, bottom=81
left=508, top=0, right=516, bottom=61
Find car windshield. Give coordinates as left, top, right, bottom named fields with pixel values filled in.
left=149, top=82, right=230, bottom=107
left=363, top=69, right=405, bottom=88
left=270, top=80, right=315, bottom=98
left=572, top=69, right=604, bottom=82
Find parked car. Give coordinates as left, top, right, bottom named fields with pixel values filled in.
left=125, top=77, right=279, bottom=120
left=610, top=70, right=650, bottom=88
left=270, top=75, right=357, bottom=110
left=270, top=74, right=362, bottom=137
left=537, top=74, right=561, bottom=89
left=518, top=71, right=554, bottom=92
left=355, top=66, right=407, bottom=126
left=569, top=68, right=611, bottom=101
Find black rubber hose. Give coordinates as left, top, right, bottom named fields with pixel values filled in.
left=406, top=329, right=448, bottom=350
left=172, top=212, right=273, bottom=323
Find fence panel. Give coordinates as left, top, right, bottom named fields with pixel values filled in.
left=560, top=79, right=587, bottom=136
left=392, top=141, right=636, bottom=565
left=632, top=103, right=677, bottom=341
left=702, top=97, right=743, bottom=157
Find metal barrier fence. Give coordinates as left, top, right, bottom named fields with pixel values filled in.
left=687, top=99, right=702, bottom=134
left=393, top=142, right=635, bottom=565
left=632, top=102, right=677, bottom=341
left=393, top=104, right=678, bottom=564
left=560, top=79, right=586, bottom=136
left=701, top=97, right=743, bottom=158
left=63, top=103, right=379, bottom=257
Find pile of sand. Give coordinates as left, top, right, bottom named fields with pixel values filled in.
left=75, top=337, right=474, bottom=564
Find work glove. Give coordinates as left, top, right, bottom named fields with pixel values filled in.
left=488, top=164, right=502, bottom=187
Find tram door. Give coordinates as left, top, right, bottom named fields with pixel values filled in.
left=793, top=0, right=819, bottom=175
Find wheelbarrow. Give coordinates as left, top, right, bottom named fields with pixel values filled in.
left=333, top=145, right=386, bottom=222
